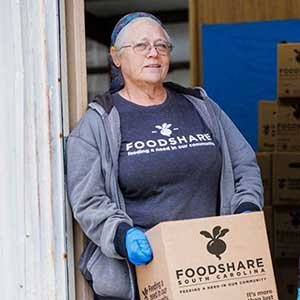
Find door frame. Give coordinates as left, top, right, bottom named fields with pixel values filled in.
left=62, top=0, right=93, bottom=299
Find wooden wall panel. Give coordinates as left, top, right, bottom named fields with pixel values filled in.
left=66, top=0, right=88, bottom=130
left=198, top=0, right=300, bottom=24
left=190, top=0, right=300, bottom=85
left=65, top=0, right=93, bottom=300
left=189, top=0, right=201, bottom=86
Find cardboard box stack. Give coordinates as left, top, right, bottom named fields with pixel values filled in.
left=257, top=42, right=300, bottom=299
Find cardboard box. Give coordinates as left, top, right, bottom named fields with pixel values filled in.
left=136, top=212, right=278, bottom=300
left=274, top=258, right=298, bottom=300
left=256, top=153, right=272, bottom=205
left=264, top=206, right=274, bottom=256
left=274, top=207, right=300, bottom=258
left=272, top=153, right=300, bottom=205
left=258, top=101, right=277, bottom=152
left=277, top=43, right=300, bottom=98
left=276, top=102, right=300, bottom=152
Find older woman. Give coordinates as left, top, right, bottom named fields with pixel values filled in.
left=67, top=12, right=263, bottom=300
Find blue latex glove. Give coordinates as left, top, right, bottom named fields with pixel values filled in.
left=125, top=227, right=153, bottom=266
left=297, top=288, right=300, bottom=300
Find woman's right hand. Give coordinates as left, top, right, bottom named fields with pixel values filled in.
left=125, top=228, right=153, bottom=265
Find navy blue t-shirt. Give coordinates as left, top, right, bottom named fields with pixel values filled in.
left=112, top=89, right=222, bottom=230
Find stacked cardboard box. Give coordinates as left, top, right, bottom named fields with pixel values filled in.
left=277, top=43, right=300, bottom=99
left=257, top=42, right=300, bottom=299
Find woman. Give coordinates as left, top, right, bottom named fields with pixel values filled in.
left=67, top=12, right=263, bottom=300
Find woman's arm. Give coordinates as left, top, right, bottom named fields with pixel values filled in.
left=66, top=112, right=133, bottom=259
left=207, top=98, right=264, bottom=213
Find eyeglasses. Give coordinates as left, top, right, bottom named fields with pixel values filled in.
left=118, top=41, right=173, bottom=56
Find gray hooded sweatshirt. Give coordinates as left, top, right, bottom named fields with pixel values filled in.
left=66, top=83, right=263, bottom=299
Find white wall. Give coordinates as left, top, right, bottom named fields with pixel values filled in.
left=0, top=1, right=71, bottom=299
left=166, top=22, right=190, bottom=63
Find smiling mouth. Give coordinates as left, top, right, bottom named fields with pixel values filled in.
left=145, top=64, right=161, bottom=68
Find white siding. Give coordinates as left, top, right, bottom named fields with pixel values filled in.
left=0, top=1, right=73, bottom=299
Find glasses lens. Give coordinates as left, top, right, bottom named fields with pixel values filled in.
left=155, top=42, right=172, bottom=54
left=133, top=42, right=148, bottom=55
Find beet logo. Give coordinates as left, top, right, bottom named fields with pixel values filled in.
left=294, top=49, right=300, bottom=64
left=200, top=226, right=229, bottom=260
left=290, top=211, right=300, bottom=228
left=263, top=125, right=270, bottom=135
left=291, top=104, right=300, bottom=120
left=278, top=178, right=286, bottom=189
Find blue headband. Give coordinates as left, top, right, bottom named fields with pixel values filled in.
left=111, top=12, right=164, bottom=46
left=110, top=12, right=166, bottom=92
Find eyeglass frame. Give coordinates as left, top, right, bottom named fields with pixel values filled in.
left=117, top=40, right=174, bottom=56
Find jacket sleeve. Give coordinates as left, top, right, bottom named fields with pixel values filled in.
left=66, top=112, right=133, bottom=259
left=207, top=97, right=264, bottom=213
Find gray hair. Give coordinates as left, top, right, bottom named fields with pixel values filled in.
left=114, top=17, right=172, bottom=54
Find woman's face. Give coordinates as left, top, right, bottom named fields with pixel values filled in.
left=113, top=19, right=170, bottom=87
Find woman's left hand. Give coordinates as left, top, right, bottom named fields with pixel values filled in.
left=125, top=228, right=153, bottom=266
